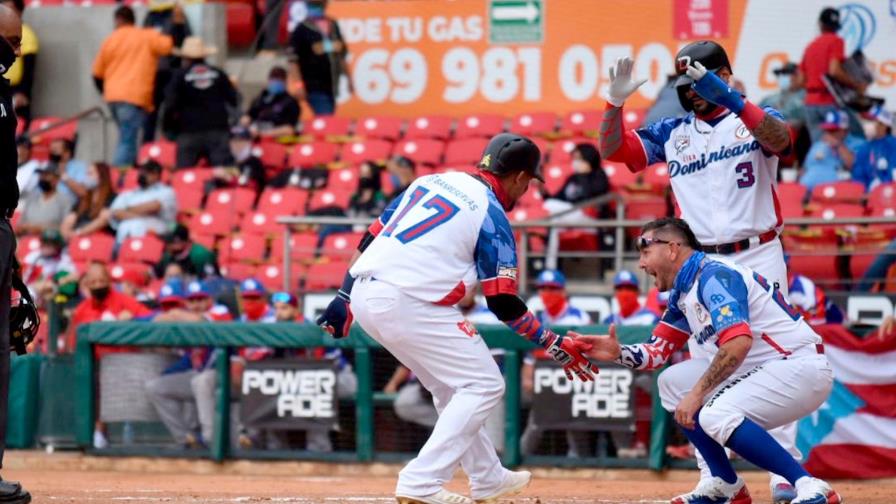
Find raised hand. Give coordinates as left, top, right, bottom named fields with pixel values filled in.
left=542, top=330, right=599, bottom=381
left=568, top=324, right=622, bottom=361
left=607, top=57, right=647, bottom=107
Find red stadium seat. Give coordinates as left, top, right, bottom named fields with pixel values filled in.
left=356, top=116, right=403, bottom=141
left=108, top=262, right=152, bottom=287
left=444, top=137, right=489, bottom=166
left=603, top=161, right=637, bottom=191
left=205, top=188, right=256, bottom=216
left=320, top=232, right=365, bottom=260
left=240, top=211, right=281, bottom=237
left=15, top=235, right=41, bottom=264
left=220, top=262, right=257, bottom=281
left=542, top=163, right=573, bottom=195
left=138, top=140, right=177, bottom=169
left=776, top=182, right=808, bottom=219
left=549, top=137, right=597, bottom=164
left=509, top=205, right=549, bottom=223
left=226, top=2, right=257, bottom=48
left=811, top=181, right=866, bottom=205
left=510, top=112, right=558, bottom=137
left=256, top=187, right=308, bottom=217
left=119, top=235, right=165, bottom=263
left=788, top=253, right=839, bottom=285
left=643, top=163, right=670, bottom=193
left=304, top=260, right=350, bottom=291
left=625, top=196, right=668, bottom=237
left=219, top=234, right=267, bottom=264
left=309, top=187, right=353, bottom=211
left=339, top=140, right=393, bottom=165
left=330, top=166, right=360, bottom=188
left=190, top=210, right=238, bottom=237
left=868, top=183, right=896, bottom=214
left=811, top=203, right=865, bottom=221
left=288, top=141, right=339, bottom=168
left=393, top=139, right=445, bottom=166
left=28, top=116, right=77, bottom=144
left=517, top=186, right=545, bottom=209
left=270, top=232, right=319, bottom=262
left=405, top=115, right=453, bottom=140
left=455, top=114, right=505, bottom=139
left=623, top=108, right=647, bottom=129
left=252, top=142, right=288, bottom=172
left=117, top=169, right=140, bottom=191
left=171, top=168, right=214, bottom=192
left=562, top=110, right=603, bottom=135
left=69, top=233, right=115, bottom=263
left=257, top=263, right=287, bottom=292
left=191, top=232, right=217, bottom=251
left=303, top=116, right=352, bottom=139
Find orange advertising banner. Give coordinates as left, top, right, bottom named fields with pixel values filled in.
left=326, top=0, right=748, bottom=118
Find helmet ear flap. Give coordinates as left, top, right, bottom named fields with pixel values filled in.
left=677, top=85, right=694, bottom=112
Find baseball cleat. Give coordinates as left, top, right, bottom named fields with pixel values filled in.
left=474, top=470, right=531, bottom=502
left=772, top=482, right=797, bottom=504
left=670, top=476, right=752, bottom=504
left=396, top=489, right=474, bottom=504
left=792, top=478, right=842, bottom=504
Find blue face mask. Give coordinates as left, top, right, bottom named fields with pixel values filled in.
left=778, top=75, right=792, bottom=91
left=267, top=79, right=286, bottom=95
left=306, top=5, right=324, bottom=18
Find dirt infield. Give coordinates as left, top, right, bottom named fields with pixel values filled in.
left=3, top=451, right=892, bottom=503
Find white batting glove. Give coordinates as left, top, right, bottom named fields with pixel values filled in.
left=686, top=61, right=708, bottom=81
left=606, top=57, right=648, bottom=107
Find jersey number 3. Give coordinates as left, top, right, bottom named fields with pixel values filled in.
left=735, top=161, right=755, bottom=188
left=382, top=187, right=461, bottom=244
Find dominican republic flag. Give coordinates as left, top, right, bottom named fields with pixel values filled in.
left=797, top=324, right=896, bottom=479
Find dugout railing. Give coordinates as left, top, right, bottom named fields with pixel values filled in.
left=69, top=321, right=671, bottom=469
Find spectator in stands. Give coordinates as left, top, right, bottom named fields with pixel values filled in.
left=108, top=160, right=177, bottom=243
left=385, top=155, right=416, bottom=198
left=16, top=163, right=75, bottom=236
left=852, top=106, right=896, bottom=191
left=49, top=139, right=92, bottom=201
left=147, top=280, right=230, bottom=449
left=60, top=162, right=115, bottom=240
left=798, top=7, right=866, bottom=142
left=156, top=278, right=186, bottom=312
left=241, top=66, right=300, bottom=139
left=799, top=109, right=864, bottom=191
left=15, top=136, right=39, bottom=196
left=603, top=271, right=659, bottom=325
left=155, top=224, right=219, bottom=279
left=1, top=0, right=35, bottom=129
left=644, top=74, right=688, bottom=124
left=142, top=1, right=190, bottom=143
left=287, top=0, right=352, bottom=116
left=760, top=62, right=806, bottom=130
left=857, top=238, right=896, bottom=292
left=163, top=36, right=238, bottom=168
left=238, top=278, right=275, bottom=324
left=20, top=229, right=76, bottom=306
left=209, top=126, right=266, bottom=199
left=93, top=6, right=177, bottom=166
left=348, top=161, right=387, bottom=219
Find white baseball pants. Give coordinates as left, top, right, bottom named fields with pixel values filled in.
left=352, top=277, right=509, bottom=499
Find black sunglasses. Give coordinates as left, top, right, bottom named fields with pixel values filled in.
left=637, top=236, right=679, bottom=251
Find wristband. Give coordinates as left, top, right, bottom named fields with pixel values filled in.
left=738, top=101, right=765, bottom=130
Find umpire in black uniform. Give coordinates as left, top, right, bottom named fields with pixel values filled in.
left=0, top=5, right=31, bottom=503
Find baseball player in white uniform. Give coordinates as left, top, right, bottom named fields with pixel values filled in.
left=574, top=218, right=841, bottom=504
left=599, top=41, right=800, bottom=503
left=317, top=134, right=598, bottom=504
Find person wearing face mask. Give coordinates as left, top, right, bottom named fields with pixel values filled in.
left=759, top=63, right=806, bottom=130
left=602, top=271, right=659, bottom=326
left=49, top=138, right=92, bottom=201
left=60, top=162, right=116, bottom=241
left=287, top=0, right=352, bottom=116
left=348, top=161, right=387, bottom=219
left=155, top=224, right=218, bottom=279
left=16, top=163, right=76, bottom=236
left=20, top=228, right=77, bottom=306
left=852, top=106, right=896, bottom=191
left=108, top=160, right=177, bottom=243
left=242, top=66, right=300, bottom=139
left=799, top=109, right=864, bottom=192
left=209, top=126, right=266, bottom=200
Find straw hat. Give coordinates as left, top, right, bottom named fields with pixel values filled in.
left=174, top=36, right=218, bottom=59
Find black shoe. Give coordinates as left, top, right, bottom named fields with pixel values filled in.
left=0, top=479, right=30, bottom=503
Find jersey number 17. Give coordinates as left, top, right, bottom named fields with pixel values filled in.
left=382, top=187, right=461, bottom=244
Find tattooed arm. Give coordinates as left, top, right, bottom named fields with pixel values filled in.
left=674, top=334, right=752, bottom=428
left=740, top=102, right=792, bottom=153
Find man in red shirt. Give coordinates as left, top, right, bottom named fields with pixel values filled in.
left=799, top=7, right=867, bottom=142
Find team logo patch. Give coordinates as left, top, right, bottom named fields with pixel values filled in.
left=480, top=153, right=492, bottom=168
left=457, top=320, right=478, bottom=338
left=674, top=135, right=690, bottom=154
left=716, top=305, right=735, bottom=323
left=676, top=55, right=692, bottom=73
left=497, top=265, right=518, bottom=280
left=694, top=304, right=709, bottom=324
left=735, top=124, right=751, bottom=140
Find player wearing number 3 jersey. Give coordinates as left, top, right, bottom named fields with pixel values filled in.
left=317, top=133, right=597, bottom=504
left=599, top=41, right=801, bottom=503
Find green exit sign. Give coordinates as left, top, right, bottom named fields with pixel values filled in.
left=489, top=0, right=544, bottom=44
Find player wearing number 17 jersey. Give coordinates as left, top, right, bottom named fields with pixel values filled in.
left=317, top=134, right=597, bottom=504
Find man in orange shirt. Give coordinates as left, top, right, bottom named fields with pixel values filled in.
left=92, top=6, right=181, bottom=167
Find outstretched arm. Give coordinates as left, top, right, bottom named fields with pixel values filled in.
left=572, top=321, right=688, bottom=371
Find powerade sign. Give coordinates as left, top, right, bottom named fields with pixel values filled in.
left=530, top=361, right=636, bottom=431
left=240, top=359, right=338, bottom=430
left=668, top=141, right=761, bottom=178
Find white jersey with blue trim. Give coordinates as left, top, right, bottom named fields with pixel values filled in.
left=636, top=108, right=786, bottom=245
left=661, top=257, right=821, bottom=369
left=350, top=172, right=519, bottom=304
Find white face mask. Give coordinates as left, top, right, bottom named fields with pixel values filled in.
left=862, top=120, right=879, bottom=140
left=778, top=75, right=792, bottom=91
left=572, top=159, right=591, bottom=174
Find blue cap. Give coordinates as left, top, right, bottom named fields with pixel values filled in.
left=613, top=270, right=639, bottom=289
left=159, top=278, right=186, bottom=303
left=535, top=270, right=566, bottom=288
left=186, top=280, right=212, bottom=299
left=240, top=278, right=265, bottom=297
left=821, top=110, right=849, bottom=131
